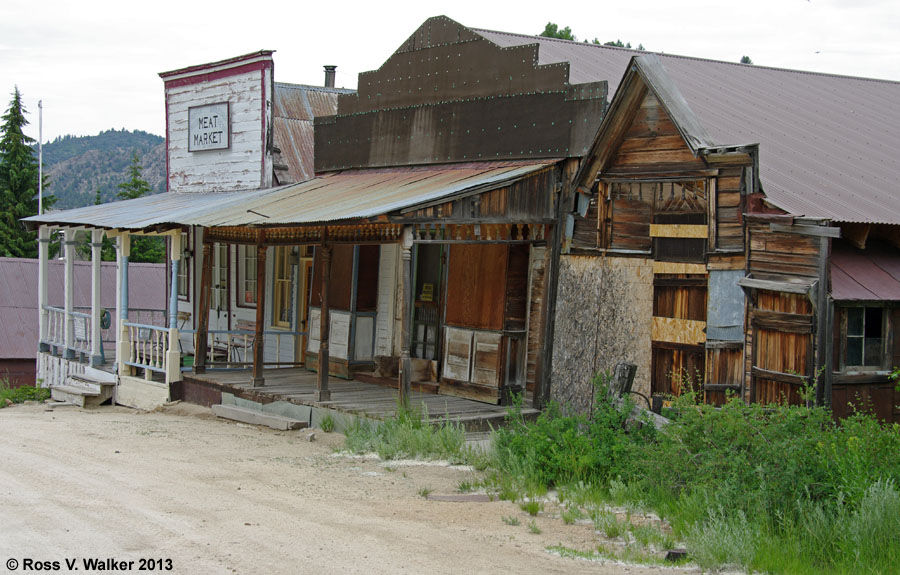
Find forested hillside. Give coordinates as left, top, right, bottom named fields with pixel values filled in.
left=38, top=129, right=165, bottom=209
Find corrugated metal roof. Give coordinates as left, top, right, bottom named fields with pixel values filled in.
left=272, top=83, right=353, bottom=184
left=831, top=244, right=900, bottom=301
left=475, top=29, right=900, bottom=225
left=273, top=117, right=315, bottom=184
left=25, top=161, right=555, bottom=230
left=0, top=258, right=166, bottom=359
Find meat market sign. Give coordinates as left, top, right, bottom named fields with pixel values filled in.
left=188, top=102, right=229, bottom=151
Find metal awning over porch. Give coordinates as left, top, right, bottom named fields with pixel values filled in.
left=24, top=160, right=557, bottom=232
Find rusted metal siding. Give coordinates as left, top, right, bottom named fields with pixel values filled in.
left=27, top=162, right=556, bottom=231
left=315, top=17, right=605, bottom=171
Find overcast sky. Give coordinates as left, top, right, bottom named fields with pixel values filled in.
left=3, top=0, right=899, bottom=143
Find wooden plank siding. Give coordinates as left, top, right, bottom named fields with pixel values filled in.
left=745, top=217, right=826, bottom=405
left=607, top=93, right=707, bottom=175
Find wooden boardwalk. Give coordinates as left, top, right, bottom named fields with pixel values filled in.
left=185, top=368, right=532, bottom=428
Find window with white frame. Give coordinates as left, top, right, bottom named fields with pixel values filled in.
left=237, top=245, right=257, bottom=307
left=272, top=246, right=292, bottom=328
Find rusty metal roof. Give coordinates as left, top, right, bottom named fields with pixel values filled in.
left=25, top=161, right=556, bottom=231
left=831, top=243, right=900, bottom=301
left=475, top=29, right=900, bottom=224
left=272, top=83, right=353, bottom=184
left=0, top=257, right=166, bottom=359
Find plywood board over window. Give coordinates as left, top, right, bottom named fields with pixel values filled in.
left=445, top=244, right=508, bottom=331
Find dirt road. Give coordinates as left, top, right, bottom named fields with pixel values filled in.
left=0, top=403, right=695, bottom=574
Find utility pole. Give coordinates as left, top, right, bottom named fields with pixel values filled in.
left=38, top=100, right=43, bottom=215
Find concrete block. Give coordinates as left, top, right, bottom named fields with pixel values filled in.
left=212, top=404, right=308, bottom=431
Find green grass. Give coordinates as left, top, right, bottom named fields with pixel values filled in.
left=343, top=406, right=468, bottom=462
left=527, top=520, right=541, bottom=534
left=417, top=486, right=432, bottom=499
left=482, top=384, right=900, bottom=574
left=319, top=413, right=335, bottom=433
left=519, top=500, right=542, bottom=516
left=501, top=516, right=520, bottom=526
left=457, top=480, right=474, bottom=493
left=0, top=381, right=50, bottom=407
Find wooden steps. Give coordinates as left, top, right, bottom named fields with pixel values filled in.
left=50, top=374, right=115, bottom=408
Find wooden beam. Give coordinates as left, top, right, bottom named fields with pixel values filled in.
left=751, top=365, right=808, bottom=386
left=840, top=223, right=870, bottom=250
left=316, top=236, right=332, bottom=402
left=769, top=223, right=841, bottom=238
left=737, top=277, right=815, bottom=295
left=194, top=242, right=213, bottom=374
left=251, top=236, right=267, bottom=388
left=649, top=224, right=709, bottom=239
left=652, top=261, right=707, bottom=275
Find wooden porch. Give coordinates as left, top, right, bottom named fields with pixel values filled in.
left=181, top=368, right=537, bottom=430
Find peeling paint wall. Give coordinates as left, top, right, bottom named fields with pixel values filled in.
left=551, top=255, right=653, bottom=413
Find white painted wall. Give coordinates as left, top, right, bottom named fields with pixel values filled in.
left=375, top=244, right=398, bottom=357
left=165, top=66, right=272, bottom=193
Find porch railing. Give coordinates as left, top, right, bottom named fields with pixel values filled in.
left=42, top=305, right=92, bottom=356
left=124, top=322, right=170, bottom=373
left=182, top=328, right=306, bottom=369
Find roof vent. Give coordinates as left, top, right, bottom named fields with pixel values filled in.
left=324, top=65, right=336, bottom=88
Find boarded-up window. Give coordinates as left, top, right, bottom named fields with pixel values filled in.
left=609, top=181, right=652, bottom=251
left=356, top=245, right=380, bottom=312
left=445, top=244, right=507, bottom=330
left=605, top=180, right=707, bottom=260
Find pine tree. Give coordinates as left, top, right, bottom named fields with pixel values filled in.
left=117, top=152, right=153, bottom=200
left=116, top=151, right=164, bottom=263
left=0, top=87, right=42, bottom=258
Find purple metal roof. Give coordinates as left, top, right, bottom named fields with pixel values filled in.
left=475, top=29, right=900, bottom=225
left=830, top=244, right=900, bottom=301
left=0, top=258, right=166, bottom=359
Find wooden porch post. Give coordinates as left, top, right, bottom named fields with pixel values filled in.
left=194, top=241, right=213, bottom=374
left=251, top=237, right=267, bottom=387
left=399, top=226, right=413, bottom=407
left=90, top=229, right=103, bottom=366
left=316, top=237, right=332, bottom=402
left=37, top=226, right=50, bottom=353
left=116, top=234, right=132, bottom=376
left=166, top=232, right=183, bottom=384
left=63, top=228, right=76, bottom=358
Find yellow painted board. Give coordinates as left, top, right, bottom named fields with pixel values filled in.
left=649, top=224, right=709, bottom=238
left=652, top=316, right=707, bottom=345
left=652, top=261, right=707, bottom=275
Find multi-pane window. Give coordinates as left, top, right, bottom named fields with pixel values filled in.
left=272, top=246, right=292, bottom=328
left=177, top=231, right=189, bottom=300
left=844, top=307, right=885, bottom=369
left=211, top=243, right=228, bottom=311
left=237, top=245, right=257, bottom=307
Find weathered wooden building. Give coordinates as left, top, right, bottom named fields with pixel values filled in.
left=25, top=17, right=900, bottom=422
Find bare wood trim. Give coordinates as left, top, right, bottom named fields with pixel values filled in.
left=750, top=310, right=814, bottom=333
left=652, top=261, right=707, bottom=275
left=737, top=277, right=816, bottom=295
left=704, top=384, right=741, bottom=392
left=769, top=223, right=841, bottom=238
left=751, top=366, right=808, bottom=386
left=705, top=340, right=743, bottom=350
left=649, top=224, right=708, bottom=239
left=832, top=372, right=892, bottom=384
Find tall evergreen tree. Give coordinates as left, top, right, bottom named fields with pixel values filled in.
left=116, top=151, right=164, bottom=263
left=0, top=87, right=42, bottom=258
